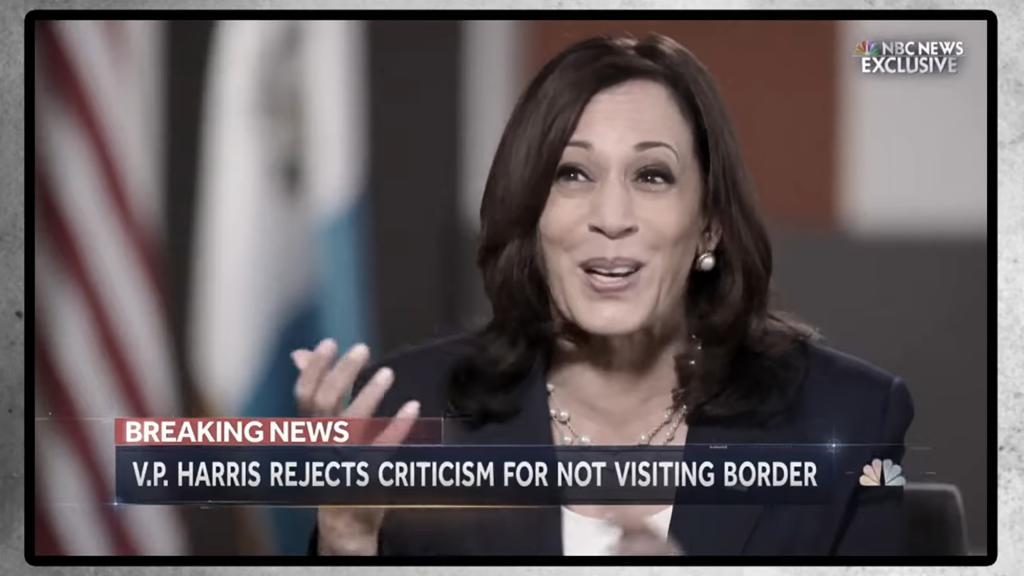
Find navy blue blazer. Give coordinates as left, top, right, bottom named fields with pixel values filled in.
left=310, top=334, right=914, bottom=556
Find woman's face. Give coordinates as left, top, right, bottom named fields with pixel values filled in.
left=539, top=79, right=708, bottom=338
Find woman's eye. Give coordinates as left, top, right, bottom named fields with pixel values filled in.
left=555, top=165, right=591, bottom=183
left=636, top=167, right=675, bottom=186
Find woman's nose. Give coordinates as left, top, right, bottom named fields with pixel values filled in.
left=588, top=179, right=638, bottom=239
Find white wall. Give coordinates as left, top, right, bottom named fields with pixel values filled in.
left=838, top=20, right=988, bottom=238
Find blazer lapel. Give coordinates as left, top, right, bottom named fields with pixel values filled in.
left=669, top=421, right=770, bottom=555
left=442, top=355, right=563, bottom=556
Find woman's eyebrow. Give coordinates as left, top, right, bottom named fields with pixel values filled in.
left=564, top=139, right=679, bottom=161
left=634, top=141, right=679, bottom=161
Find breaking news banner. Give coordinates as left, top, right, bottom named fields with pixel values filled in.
left=113, top=418, right=868, bottom=507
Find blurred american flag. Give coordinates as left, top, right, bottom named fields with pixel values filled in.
left=33, top=20, right=186, bottom=555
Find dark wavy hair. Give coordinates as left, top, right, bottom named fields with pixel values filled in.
left=450, top=33, right=817, bottom=427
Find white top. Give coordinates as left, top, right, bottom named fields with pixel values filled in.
left=561, top=505, right=674, bottom=556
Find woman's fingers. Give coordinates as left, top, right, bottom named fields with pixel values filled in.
left=310, top=343, right=371, bottom=416
left=608, top=511, right=683, bottom=555
left=292, top=342, right=416, bottom=443
left=340, top=367, right=396, bottom=444
left=611, top=535, right=681, bottom=555
left=372, top=400, right=420, bottom=446
left=612, top=527, right=682, bottom=555
left=294, top=339, right=338, bottom=414
left=291, top=349, right=313, bottom=370
left=343, top=367, right=395, bottom=418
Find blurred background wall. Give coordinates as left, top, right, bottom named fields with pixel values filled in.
left=33, top=18, right=988, bottom=556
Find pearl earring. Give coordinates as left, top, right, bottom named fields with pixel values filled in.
left=696, top=251, right=716, bottom=271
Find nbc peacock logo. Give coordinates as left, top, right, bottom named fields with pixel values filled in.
left=854, top=41, right=881, bottom=57
left=859, top=458, right=906, bottom=487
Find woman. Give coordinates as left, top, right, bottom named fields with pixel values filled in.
left=294, top=33, right=913, bottom=556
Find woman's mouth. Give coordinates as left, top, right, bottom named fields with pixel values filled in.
left=580, top=258, right=644, bottom=294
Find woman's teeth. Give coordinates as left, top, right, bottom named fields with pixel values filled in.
left=587, top=266, right=637, bottom=278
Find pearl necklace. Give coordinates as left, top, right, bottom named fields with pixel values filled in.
left=546, top=381, right=687, bottom=446
left=546, top=334, right=700, bottom=446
